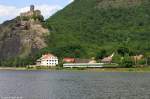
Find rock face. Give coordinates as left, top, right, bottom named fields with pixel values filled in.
left=0, top=5, right=49, bottom=60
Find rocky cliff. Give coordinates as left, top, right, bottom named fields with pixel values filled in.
left=0, top=6, right=49, bottom=61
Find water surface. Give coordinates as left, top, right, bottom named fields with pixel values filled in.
left=0, top=70, right=150, bottom=99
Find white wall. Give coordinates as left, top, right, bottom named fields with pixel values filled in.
left=41, top=57, right=58, bottom=66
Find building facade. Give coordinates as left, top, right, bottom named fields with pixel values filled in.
left=36, top=53, right=58, bottom=66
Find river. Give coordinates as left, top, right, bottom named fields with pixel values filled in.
left=0, top=70, right=150, bottom=99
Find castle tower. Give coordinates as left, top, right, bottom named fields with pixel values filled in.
left=30, top=5, right=34, bottom=12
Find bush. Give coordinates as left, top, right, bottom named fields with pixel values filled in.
left=148, top=57, right=150, bottom=65
left=117, top=47, right=129, bottom=56
left=120, top=56, right=134, bottom=68
left=121, top=60, right=134, bottom=68
left=138, top=59, right=146, bottom=65
left=96, top=49, right=107, bottom=60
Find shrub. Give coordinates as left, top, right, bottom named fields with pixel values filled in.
left=138, top=59, right=146, bottom=65
left=96, top=49, right=107, bottom=60
left=117, top=47, right=129, bottom=57
left=121, top=60, right=134, bottom=68
left=120, top=56, right=134, bottom=68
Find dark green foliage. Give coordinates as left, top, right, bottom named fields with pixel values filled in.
left=0, top=56, right=35, bottom=67
left=45, top=0, right=150, bottom=58
left=147, top=57, right=150, bottom=65
left=117, top=47, right=129, bottom=56
left=96, top=49, right=107, bottom=59
left=122, top=60, right=134, bottom=68
left=120, top=56, right=134, bottom=68
left=138, top=59, right=146, bottom=65
left=50, top=44, right=86, bottom=58
left=112, top=54, right=122, bottom=63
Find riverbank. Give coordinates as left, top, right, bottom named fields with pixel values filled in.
left=0, top=67, right=26, bottom=70
left=83, top=67, right=150, bottom=72
left=0, top=66, right=150, bottom=72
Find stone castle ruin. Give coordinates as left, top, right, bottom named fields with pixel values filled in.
left=20, top=5, right=41, bottom=18
left=18, top=5, right=44, bottom=30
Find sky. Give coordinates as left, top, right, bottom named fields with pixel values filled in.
left=0, top=0, right=74, bottom=23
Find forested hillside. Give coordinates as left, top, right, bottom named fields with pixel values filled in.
left=45, top=0, right=150, bottom=58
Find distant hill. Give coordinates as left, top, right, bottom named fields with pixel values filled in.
left=45, top=0, right=150, bottom=58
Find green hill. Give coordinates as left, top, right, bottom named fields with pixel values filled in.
left=45, top=0, right=150, bottom=58
left=1, top=0, right=150, bottom=66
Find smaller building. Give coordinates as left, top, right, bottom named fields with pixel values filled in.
left=63, top=58, right=101, bottom=68
left=63, top=58, right=97, bottom=63
left=63, top=58, right=75, bottom=63
left=101, top=57, right=112, bottom=64
left=101, top=53, right=114, bottom=64
left=63, top=63, right=104, bottom=68
left=36, top=53, right=58, bottom=66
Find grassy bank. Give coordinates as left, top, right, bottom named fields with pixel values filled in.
left=27, top=66, right=150, bottom=72
left=0, top=66, right=150, bottom=72
left=82, top=67, right=150, bottom=72
left=0, top=67, right=26, bottom=70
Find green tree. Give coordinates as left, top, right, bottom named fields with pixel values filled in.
left=117, top=47, right=129, bottom=56
left=96, top=49, right=107, bottom=60
left=120, top=55, right=134, bottom=68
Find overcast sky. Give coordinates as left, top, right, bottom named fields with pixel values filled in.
left=0, top=0, right=74, bottom=23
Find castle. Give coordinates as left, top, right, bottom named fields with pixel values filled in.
left=18, top=5, right=44, bottom=30
left=20, top=5, right=41, bottom=18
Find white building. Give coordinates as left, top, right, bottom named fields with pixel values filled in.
left=36, top=53, right=58, bottom=66
left=63, top=63, right=104, bottom=68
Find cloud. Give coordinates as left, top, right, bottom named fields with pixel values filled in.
left=0, top=5, right=18, bottom=17
left=0, top=4, right=62, bottom=23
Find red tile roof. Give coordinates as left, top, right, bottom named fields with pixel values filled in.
left=63, top=58, right=75, bottom=63
left=41, top=53, right=57, bottom=60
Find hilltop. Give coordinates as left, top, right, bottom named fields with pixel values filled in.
left=45, top=0, right=150, bottom=58
left=0, top=5, right=49, bottom=66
